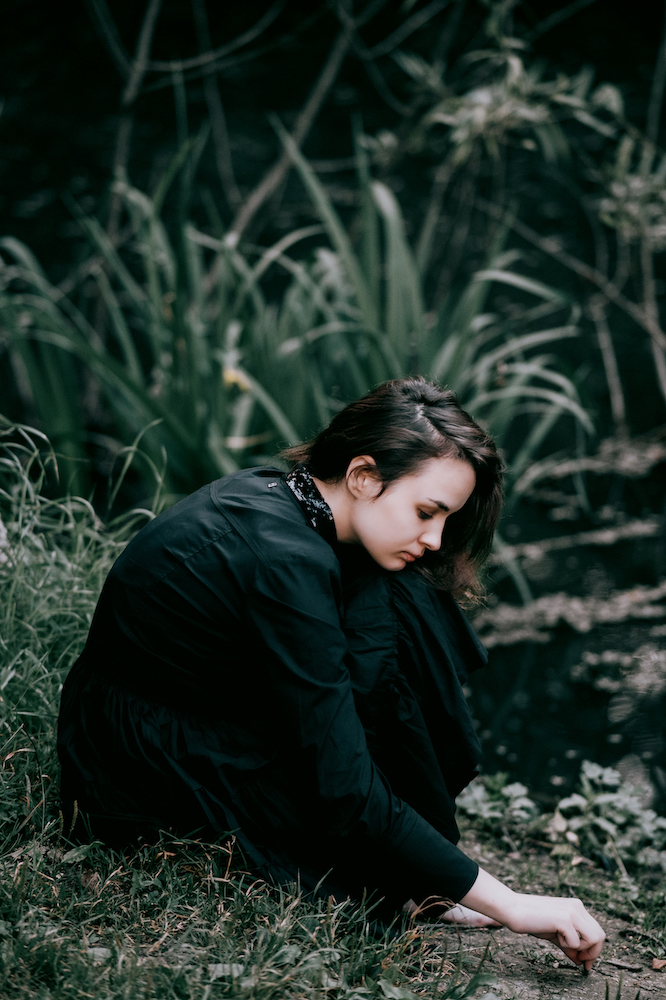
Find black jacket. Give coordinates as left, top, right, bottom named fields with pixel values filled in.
left=58, top=467, right=482, bottom=907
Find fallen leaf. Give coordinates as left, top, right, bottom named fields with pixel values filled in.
left=653, top=958, right=666, bottom=971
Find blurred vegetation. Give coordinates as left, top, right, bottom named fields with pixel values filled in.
left=0, top=0, right=664, bottom=510
left=1, top=7, right=665, bottom=987
left=0, top=0, right=664, bottom=785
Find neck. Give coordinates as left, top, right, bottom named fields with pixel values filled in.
left=312, top=476, right=356, bottom=544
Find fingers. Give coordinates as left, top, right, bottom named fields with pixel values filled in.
left=558, top=913, right=605, bottom=970
left=520, top=896, right=605, bottom=970
left=557, top=920, right=581, bottom=953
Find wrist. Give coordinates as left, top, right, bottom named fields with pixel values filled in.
left=459, top=867, right=519, bottom=925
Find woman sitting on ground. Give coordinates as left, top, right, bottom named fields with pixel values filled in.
left=58, top=376, right=605, bottom=969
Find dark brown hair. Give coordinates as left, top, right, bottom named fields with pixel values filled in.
left=283, top=377, right=504, bottom=602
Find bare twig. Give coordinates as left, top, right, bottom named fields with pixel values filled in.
left=228, top=27, right=353, bottom=241
left=646, top=1, right=666, bottom=147
left=474, top=579, right=666, bottom=648
left=524, top=0, right=599, bottom=42
left=104, top=0, right=162, bottom=252
left=121, top=0, right=163, bottom=108
left=640, top=233, right=666, bottom=404
left=430, top=0, right=467, bottom=66
left=192, top=0, right=241, bottom=213
left=588, top=294, right=628, bottom=438
left=85, top=0, right=131, bottom=78
left=365, top=0, right=452, bottom=59
left=147, top=1, right=285, bottom=73
left=415, top=155, right=457, bottom=274
left=514, top=436, right=666, bottom=494
left=434, top=149, right=480, bottom=306
left=477, top=199, right=666, bottom=352
left=140, top=8, right=327, bottom=94
left=85, top=0, right=163, bottom=352
left=334, top=1, right=411, bottom=115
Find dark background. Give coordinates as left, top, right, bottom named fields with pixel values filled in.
left=1, top=1, right=662, bottom=279
left=1, top=1, right=665, bottom=808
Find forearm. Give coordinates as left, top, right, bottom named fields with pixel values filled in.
left=459, top=866, right=605, bottom=971
left=459, top=867, right=518, bottom=925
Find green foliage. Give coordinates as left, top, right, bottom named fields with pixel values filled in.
left=0, top=139, right=590, bottom=504
left=551, top=761, right=666, bottom=872
left=457, top=761, right=666, bottom=875
left=0, top=417, right=505, bottom=999
left=0, top=431, right=663, bottom=994
left=0, top=835, right=501, bottom=999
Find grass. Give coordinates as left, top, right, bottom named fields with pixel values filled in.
left=1, top=427, right=664, bottom=999
left=0, top=833, right=505, bottom=1000
left=0, top=423, right=507, bottom=1000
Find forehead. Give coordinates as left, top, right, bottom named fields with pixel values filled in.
left=401, top=455, right=476, bottom=491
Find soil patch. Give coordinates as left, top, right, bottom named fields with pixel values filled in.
left=437, top=831, right=666, bottom=999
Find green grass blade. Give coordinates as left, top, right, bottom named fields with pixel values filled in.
left=271, top=115, right=378, bottom=330
left=473, top=268, right=572, bottom=304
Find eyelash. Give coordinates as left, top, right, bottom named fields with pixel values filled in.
left=418, top=510, right=433, bottom=521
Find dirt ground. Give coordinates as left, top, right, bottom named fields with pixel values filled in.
left=436, top=832, right=666, bottom=1000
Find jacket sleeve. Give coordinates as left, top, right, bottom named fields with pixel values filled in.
left=241, top=550, right=479, bottom=904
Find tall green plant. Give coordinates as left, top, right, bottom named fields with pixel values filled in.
left=0, top=137, right=591, bottom=509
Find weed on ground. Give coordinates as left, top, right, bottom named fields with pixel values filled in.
left=1, top=429, right=664, bottom=999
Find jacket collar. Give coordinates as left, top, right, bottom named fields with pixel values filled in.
left=283, top=466, right=337, bottom=547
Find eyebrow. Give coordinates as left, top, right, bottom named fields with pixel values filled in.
left=427, top=498, right=450, bottom=511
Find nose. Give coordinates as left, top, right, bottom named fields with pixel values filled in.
left=419, top=521, right=444, bottom=552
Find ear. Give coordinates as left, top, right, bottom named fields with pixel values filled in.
left=345, top=455, right=382, bottom=500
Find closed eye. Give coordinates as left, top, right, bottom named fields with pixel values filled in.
left=418, top=510, right=434, bottom=520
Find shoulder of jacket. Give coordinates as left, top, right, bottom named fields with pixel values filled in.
left=210, top=469, right=339, bottom=572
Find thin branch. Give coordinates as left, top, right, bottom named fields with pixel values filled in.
left=147, top=0, right=285, bottom=73
left=474, top=579, right=666, bottom=648
left=588, top=294, right=628, bottom=438
left=121, top=0, right=163, bottom=107
left=228, top=27, right=353, bottom=241
left=524, top=0, right=599, bottom=42
left=355, top=0, right=390, bottom=29
left=366, top=0, right=452, bottom=59
left=334, top=2, right=411, bottom=115
left=139, top=7, right=327, bottom=94
left=646, top=1, right=666, bottom=147
left=192, top=0, right=241, bottom=212
left=415, top=155, right=457, bottom=274
left=641, top=233, right=666, bottom=404
left=477, top=199, right=666, bottom=352
left=612, top=227, right=631, bottom=293
left=514, top=436, right=666, bottom=494
left=430, top=0, right=467, bottom=66
left=85, top=0, right=132, bottom=78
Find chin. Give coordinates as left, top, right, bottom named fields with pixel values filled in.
left=365, top=551, right=398, bottom=571
left=383, top=555, right=410, bottom=571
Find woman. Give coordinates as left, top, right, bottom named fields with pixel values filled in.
left=58, top=377, right=604, bottom=969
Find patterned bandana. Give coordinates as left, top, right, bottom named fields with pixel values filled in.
left=283, top=466, right=337, bottom=547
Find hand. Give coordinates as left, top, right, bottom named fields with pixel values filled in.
left=505, top=893, right=605, bottom=971
left=460, top=868, right=605, bottom=971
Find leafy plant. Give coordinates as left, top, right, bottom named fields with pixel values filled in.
left=457, top=760, right=666, bottom=875
left=0, top=131, right=592, bottom=512
left=549, top=761, right=666, bottom=873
